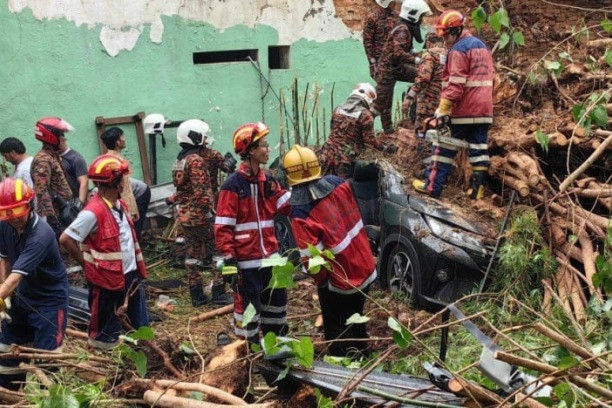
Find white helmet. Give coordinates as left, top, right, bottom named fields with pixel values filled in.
left=400, top=0, right=432, bottom=23
left=350, top=83, right=377, bottom=107
left=143, top=113, right=168, bottom=134
left=177, top=119, right=210, bottom=146
left=375, top=0, right=395, bottom=8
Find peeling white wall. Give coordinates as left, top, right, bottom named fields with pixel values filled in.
left=8, top=0, right=354, bottom=57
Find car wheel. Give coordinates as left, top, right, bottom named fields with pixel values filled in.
left=274, top=215, right=299, bottom=265
left=386, top=243, right=421, bottom=307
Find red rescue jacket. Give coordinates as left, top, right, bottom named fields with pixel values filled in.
left=290, top=176, right=377, bottom=294
left=441, top=30, right=495, bottom=124
left=82, top=195, right=147, bottom=290
left=214, top=163, right=291, bottom=269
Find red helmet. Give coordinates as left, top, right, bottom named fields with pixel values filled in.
left=232, top=122, right=269, bottom=156
left=435, top=10, right=465, bottom=35
left=87, top=154, right=130, bottom=184
left=0, top=178, right=35, bottom=221
left=34, top=117, right=75, bottom=146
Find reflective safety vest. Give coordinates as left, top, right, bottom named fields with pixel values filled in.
left=82, top=195, right=147, bottom=291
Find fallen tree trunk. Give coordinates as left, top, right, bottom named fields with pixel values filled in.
left=137, top=379, right=247, bottom=405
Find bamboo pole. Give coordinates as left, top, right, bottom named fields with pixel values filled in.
left=189, top=304, right=233, bottom=323
left=559, top=130, right=612, bottom=193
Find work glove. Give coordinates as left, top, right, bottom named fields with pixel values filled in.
left=0, top=298, right=12, bottom=323
left=369, top=58, right=377, bottom=79
left=381, top=142, right=399, bottom=155
left=223, top=152, right=237, bottom=173
left=434, top=98, right=453, bottom=125
left=220, top=258, right=238, bottom=285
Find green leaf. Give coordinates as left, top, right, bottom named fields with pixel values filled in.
left=132, top=350, right=148, bottom=377
left=497, top=8, right=510, bottom=28
left=572, top=103, right=586, bottom=122
left=601, top=19, right=612, bottom=33
left=558, top=51, right=572, bottom=62
left=499, top=32, right=510, bottom=50
left=242, top=303, right=257, bottom=327
left=130, top=326, right=155, bottom=341
left=188, top=392, right=205, bottom=401
left=261, top=254, right=289, bottom=268
left=553, top=382, right=575, bottom=406
left=293, top=337, right=314, bottom=368
left=263, top=331, right=279, bottom=354
left=274, top=366, right=290, bottom=383
left=307, top=243, right=321, bottom=257
left=387, top=317, right=402, bottom=332
left=535, top=130, right=550, bottom=154
left=119, top=334, right=138, bottom=345
left=268, top=262, right=296, bottom=289
left=558, top=355, right=579, bottom=370
left=180, top=342, right=195, bottom=354
left=346, top=313, right=370, bottom=325
left=546, top=60, right=561, bottom=72
left=589, top=104, right=609, bottom=128
left=322, top=249, right=335, bottom=260
left=528, top=70, right=537, bottom=85
left=388, top=317, right=411, bottom=349
left=605, top=49, right=612, bottom=68
left=471, top=6, right=487, bottom=32
left=393, top=331, right=410, bottom=349
left=308, top=255, right=327, bottom=271
left=512, top=31, right=525, bottom=47
left=487, top=12, right=502, bottom=33
left=314, top=388, right=335, bottom=408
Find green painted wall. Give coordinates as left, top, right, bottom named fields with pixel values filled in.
left=1, top=6, right=409, bottom=185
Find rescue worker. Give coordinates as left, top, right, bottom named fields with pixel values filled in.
left=197, top=134, right=236, bottom=197
left=363, top=0, right=399, bottom=80
left=100, top=127, right=140, bottom=222
left=318, top=83, right=398, bottom=178
left=60, top=155, right=149, bottom=350
left=170, top=120, right=232, bottom=307
left=283, top=145, right=377, bottom=356
left=413, top=10, right=494, bottom=198
left=0, top=178, right=68, bottom=389
left=31, top=117, right=74, bottom=234
left=402, top=32, right=446, bottom=133
left=372, top=0, right=432, bottom=134
left=215, top=122, right=291, bottom=346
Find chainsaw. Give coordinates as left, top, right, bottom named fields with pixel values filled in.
left=421, top=117, right=469, bottom=149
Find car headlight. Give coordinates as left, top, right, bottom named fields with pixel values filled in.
left=424, top=215, right=489, bottom=257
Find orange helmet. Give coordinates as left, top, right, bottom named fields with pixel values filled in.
left=87, top=154, right=130, bottom=184
left=0, top=178, right=35, bottom=221
left=232, top=122, right=269, bottom=156
left=435, top=10, right=465, bottom=35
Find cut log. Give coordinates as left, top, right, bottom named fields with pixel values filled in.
left=190, top=304, right=234, bottom=323
left=139, top=379, right=247, bottom=406
left=201, top=340, right=249, bottom=400
left=502, top=174, right=530, bottom=197
left=447, top=377, right=503, bottom=405
left=587, top=38, right=612, bottom=48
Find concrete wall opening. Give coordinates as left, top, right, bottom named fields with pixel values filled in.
left=193, top=49, right=258, bottom=64
left=268, top=45, right=291, bottom=69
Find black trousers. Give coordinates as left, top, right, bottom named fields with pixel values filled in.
left=317, top=284, right=369, bottom=356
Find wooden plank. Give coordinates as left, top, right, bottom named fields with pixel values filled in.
left=95, top=116, right=107, bottom=154
left=134, top=112, right=152, bottom=186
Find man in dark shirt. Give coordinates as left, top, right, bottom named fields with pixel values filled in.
left=58, top=135, right=88, bottom=206
left=0, top=178, right=68, bottom=390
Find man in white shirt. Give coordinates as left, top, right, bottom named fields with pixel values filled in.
left=0, top=138, right=33, bottom=187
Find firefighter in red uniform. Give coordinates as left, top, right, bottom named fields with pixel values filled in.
left=363, top=0, right=400, bottom=79
left=372, top=0, right=432, bottom=134
left=283, top=145, right=377, bottom=357
left=413, top=10, right=494, bottom=198
left=170, top=120, right=232, bottom=307
left=214, top=122, right=291, bottom=346
left=60, top=155, right=149, bottom=350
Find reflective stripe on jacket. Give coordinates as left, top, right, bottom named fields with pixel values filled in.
left=82, top=195, right=147, bottom=290
left=441, top=30, right=494, bottom=123
left=290, top=176, right=377, bottom=294
left=214, top=163, right=290, bottom=267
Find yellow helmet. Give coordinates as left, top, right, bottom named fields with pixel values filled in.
left=282, top=145, right=321, bottom=186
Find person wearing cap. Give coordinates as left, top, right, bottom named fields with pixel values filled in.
left=60, top=155, right=149, bottom=350
left=0, top=178, right=68, bottom=389
left=283, top=145, right=377, bottom=357
left=214, top=122, right=291, bottom=346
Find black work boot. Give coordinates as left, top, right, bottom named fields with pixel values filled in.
left=211, top=283, right=233, bottom=305
left=468, top=169, right=487, bottom=199
left=189, top=285, right=210, bottom=307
